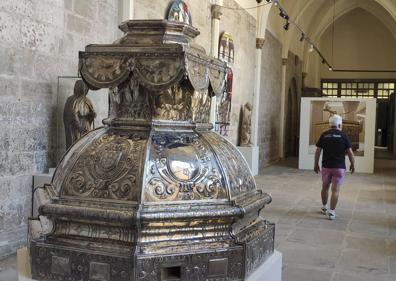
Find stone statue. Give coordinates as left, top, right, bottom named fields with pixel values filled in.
left=239, top=102, right=253, bottom=146
left=63, top=80, right=96, bottom=149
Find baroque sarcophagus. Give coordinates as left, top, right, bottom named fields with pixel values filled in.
left=29, top=20, right=274, bottom=281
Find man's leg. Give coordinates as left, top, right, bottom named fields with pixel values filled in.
left=330, top=183, right=341, bottom=210
left=321, top=183, right=330, bottom=206
left=321, top=168, right=331, bottom=212
left=327, top=169, right=345, bottom=220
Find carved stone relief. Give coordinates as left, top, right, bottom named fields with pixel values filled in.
left=109, top=79, right=152, bottom=120
left=152, top=83, right=192, bottom=121
left=239, top=102, right=253, bottom=147
left=62, top=132, right=147, bottom=201
left=191, top=89, right=211, bottom=123
left=30, top=243, right=132, bottom=281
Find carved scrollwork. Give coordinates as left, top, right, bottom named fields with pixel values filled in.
left=201, top=132, right=256, bottom=198
left=134, top=57, right=185, bottom=90
left=62, top=133, right=147, bottom=201
left=144, top=133, right=227, bottom=202
left=79, top=55, right=131, bottom=89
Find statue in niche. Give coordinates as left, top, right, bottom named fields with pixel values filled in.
left=239, top=102, right=253, bottom=147
left=63, top=80, right=96, bottom=149
left=154, top=84, right=191, bottom=121
left=192, top=90, right=211, bottom=123
left=109, top=79, right=151, bottom=119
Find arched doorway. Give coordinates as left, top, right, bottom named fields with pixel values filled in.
left=285, top=77, right=299, bottom=157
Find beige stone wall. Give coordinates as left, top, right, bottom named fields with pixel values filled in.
left=219, top=1, right=256, bottom=144
left=258, top=30, right=283, bottom=170
left=0, top=0, right=118, bottom=258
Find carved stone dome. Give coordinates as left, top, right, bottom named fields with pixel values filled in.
left=30, top=20, right=274, bottom=281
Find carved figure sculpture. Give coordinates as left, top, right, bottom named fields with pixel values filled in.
left=63, top=80, right=96, bottom=149
left=240, top=102, right=253, bottom=146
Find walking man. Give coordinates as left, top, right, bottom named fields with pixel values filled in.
left=314, top=114, right=355, bottom=220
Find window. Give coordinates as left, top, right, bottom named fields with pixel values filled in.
left=377, top=83, right=395, bottom=99
left=321, top=80, right=395, bottom=99
left=322, top=82, right=338, bottom=97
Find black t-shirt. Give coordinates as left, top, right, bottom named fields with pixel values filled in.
left=316, top=129, right=352, bottom=169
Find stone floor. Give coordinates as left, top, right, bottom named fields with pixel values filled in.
left=1, top=156, right=396, bottom=281
left=257, top=156, right=396, bottom=281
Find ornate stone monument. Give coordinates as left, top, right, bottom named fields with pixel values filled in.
left=29, top=20, right=274, bottom=281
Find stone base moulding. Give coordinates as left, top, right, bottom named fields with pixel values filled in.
left=17, top=247, right=282, bottom=281
left=32, top=169, right=55, bottom=217
left=237, top=146, right=259, bottom=176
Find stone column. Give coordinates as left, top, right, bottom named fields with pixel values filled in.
left=251, top=38, right=265, bottom=147
left=121, top=0, right=134, bottom=21
left=209, top=1, right=223, bottom=126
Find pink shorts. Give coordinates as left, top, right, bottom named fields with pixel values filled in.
left=321, top=168, right=346, bottom=186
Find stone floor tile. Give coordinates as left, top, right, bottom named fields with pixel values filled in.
left=344, top=234, right=388, bottom=255
left=279, top=242, right=341, bottom=269
left=0, top=268, right=17, bottom=281
left=299, top=212, right=350, bottom=232
left=282, top=264, right=333, bottom=281
left=348, top=220, right=389, bottom=237
left=287, top=228, right=345, bottom=249
left=332, top=272, right=386, bottom=281
left=336, top=248, right=388, bottom=275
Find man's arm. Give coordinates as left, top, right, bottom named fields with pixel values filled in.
left=346, top=148, right=355, bottom=174
left=314, top=147, right=322, bottom=174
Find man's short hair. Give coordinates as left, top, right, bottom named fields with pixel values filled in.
left=329, top=114, right=342, bottom=127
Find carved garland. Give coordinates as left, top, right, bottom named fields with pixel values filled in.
left=79, top=52, right=227, bottom=95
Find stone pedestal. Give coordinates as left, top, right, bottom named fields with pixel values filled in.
left=17, top=247, right=282, bottom=281
left=237, top=146, right=259, bottom=176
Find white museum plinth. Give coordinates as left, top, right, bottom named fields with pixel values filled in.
left=17, top=247, right=282, bottom=281
left=298, top=97, right=376, bottom=173
left=237, top=146, right=260, bottom=176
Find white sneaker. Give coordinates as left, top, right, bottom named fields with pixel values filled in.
left=321, top=206, right=327, bottom=214
left=327, top=210, right=336, bottom=220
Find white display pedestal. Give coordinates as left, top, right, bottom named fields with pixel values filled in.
left=237, top=146, right=259, bottom=176
left=246, top=250, right=282, bottom=281
left=18, top=247, right=282, bottom=281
